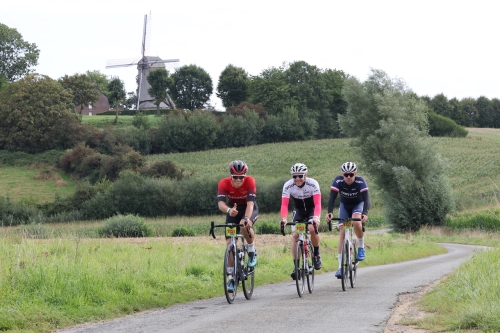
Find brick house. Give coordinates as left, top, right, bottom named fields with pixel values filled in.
left=75, top=89, right=111, bottom=116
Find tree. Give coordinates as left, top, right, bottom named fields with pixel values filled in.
left=107, top=77, right=126, bottom=124
left=0, top=23, right=40, bottom=82
left=170, top=65, right=213, bottom=110
left=86, top=70, right=111, bottom=96
left=339, top=69, right=454, bottom=232
left=216, top=64, right=248, bottom=108
left=0, top=74, right=83, bottom=153
left=430, top=93, right=453, bottom=119
left=58, top=73, right=100, bottom=114
left=125, top=91, right=137, bottom=110
left=248, top=65, right=294, bottom=115
left=147, top=68, right=173, bottom=116
left=476, top=96, right=494, bottom=128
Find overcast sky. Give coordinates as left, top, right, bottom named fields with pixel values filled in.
left=2, top=0, right=499, bottom=110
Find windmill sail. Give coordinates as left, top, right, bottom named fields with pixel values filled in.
left=105, top=14, right=179, bottom=110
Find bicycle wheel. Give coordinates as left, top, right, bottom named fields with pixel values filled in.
left=340, top=240, right=349, bottom=291
left=223, top=244, right=237, bottom=304
left=242, top=245, right=254, bottom=300
left=306, top=240, right=314, bottom=293
left=350, top=239, right=357, bottom=288
left=294, top=241, right=305, bottom=297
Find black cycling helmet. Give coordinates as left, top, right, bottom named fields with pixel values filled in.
left=229, top=160, right=248, bottom=175
left=290, top=163, right=308, bottom=174
left=341, top=162, right=357, bottom=173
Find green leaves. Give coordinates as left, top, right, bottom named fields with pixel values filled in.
left=0, top=23, right=40, bottom=82
left=170, top=65, right=213, bottom=110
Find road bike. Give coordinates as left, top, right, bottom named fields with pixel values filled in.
left=210, top=221, right=255, bottom=304
left=328, top=217, right=362, bottom=291
left=280, top=219, right=317, bottom=297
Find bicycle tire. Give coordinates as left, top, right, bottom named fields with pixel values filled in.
left=223, top=244, right=237, bottom=304
left=341, top=240, right=349, bottom=291
left=242, top=244, right=254, bottom=300
left=294, top=241, right=305, bottom=297
left=350, top=239, right=357, bottom=288
left=306, top=239, right=314, bottom=293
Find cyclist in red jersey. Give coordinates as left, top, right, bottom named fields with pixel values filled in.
left=217, top=160, right=259, bottom=292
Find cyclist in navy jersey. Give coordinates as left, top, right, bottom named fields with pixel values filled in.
left=280, top=163, right=322, bottom=280
left=325, top=162, right=370, bottom=278
left=218, top=160, right=259, bottom=292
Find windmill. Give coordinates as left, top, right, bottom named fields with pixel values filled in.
left=105, top=13, right=179, bottom=111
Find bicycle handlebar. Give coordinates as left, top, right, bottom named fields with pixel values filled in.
left=209, top=220, right=252, bottom=239
left=280, top=220, right=319, bottom=236
left=326, top=217, right=364, bottom=232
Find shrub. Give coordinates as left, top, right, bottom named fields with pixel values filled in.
left=98, top=214, right=153, bottom=237
left=257, top=221, right=281, bottom=234
left=428, top=111, right=468, bottom=137
left=141, top=160, right=187, bottom=180
left=256, top=177, right=289, bottom=213
left=171, top=226, right=195, bottom=237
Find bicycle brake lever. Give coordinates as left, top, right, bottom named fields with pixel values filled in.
left=210, top=221, right=216, bottom=239
left=327, top=221, right=332, bottom=232
left=280, top=222, right=285, bottom=236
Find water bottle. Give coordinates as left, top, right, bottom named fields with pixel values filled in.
left=304, top=243, right=309, bottom=258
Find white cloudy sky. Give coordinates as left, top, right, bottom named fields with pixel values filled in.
left=2, top=0, right=499, bottom=110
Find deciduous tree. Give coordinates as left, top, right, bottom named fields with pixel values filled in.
left=0, top=74, right=83, bottom=153
left=58, top=73, right=100, bottom=114
left=216, top=64, right=248, bottom=108
left=339, top=69, right=454, bottom=231
left=107, top=77, right=126, bottom=124
left=147, top=68, right=173, bottom=115
left=0, top=23, right=40, bottom=82
left=170, top=65, right=213, bottom=110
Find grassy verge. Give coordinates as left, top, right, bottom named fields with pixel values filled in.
left=0, top=166, right=75, bottom=204
left=0, top=230, right=442, bottom=333
left=401, top=227, right=500, bottom=332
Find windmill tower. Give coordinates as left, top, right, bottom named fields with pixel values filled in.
left=105, top=14, right=179, bottom=111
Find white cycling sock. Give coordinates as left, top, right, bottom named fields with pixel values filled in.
left=247, top=243, right=255, bottom=253
left=358, top=237, right=364, bottom=248
left=337, top=254, right=342, bottom=269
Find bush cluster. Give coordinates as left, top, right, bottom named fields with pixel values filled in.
left=98, top=214, right=153, bottom=237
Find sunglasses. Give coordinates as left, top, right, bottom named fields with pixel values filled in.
left=232, top=175, right=245, bottom=180
left=292, top=174, right=304, bottom=179
left=343, top=173, right=355, bottom=178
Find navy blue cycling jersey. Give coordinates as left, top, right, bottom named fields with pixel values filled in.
left=327, top=175, right=370, bottom=214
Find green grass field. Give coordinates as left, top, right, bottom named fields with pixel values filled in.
left=1, top=128, right=500, bottom=332
left=0, top=166, right=75, bottom=204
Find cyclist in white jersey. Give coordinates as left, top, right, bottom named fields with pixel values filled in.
left=280, top=163, right=322, bottom=280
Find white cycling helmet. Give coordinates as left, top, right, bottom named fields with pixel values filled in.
left=341, top=162, right=357, bottom=173
left=290, top=163, right=308, bottom=174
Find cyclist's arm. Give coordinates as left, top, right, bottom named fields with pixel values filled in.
left=361, top=190, right=370, bottom=215
left=280, top=197, right=289, bottom=220
left=313, top=193, right=321, bottom=220
left=327, top=189, right=338, bottom=213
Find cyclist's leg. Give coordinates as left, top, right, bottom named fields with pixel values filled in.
left=242, top=203, right=259, bottom=266
left=225, top=214, right=240, bottom=272
left=305, top=209, right=322, bottom=270
left=352, top=202, right=365, bottom=260
left=336, top=203, right=351, bottom=276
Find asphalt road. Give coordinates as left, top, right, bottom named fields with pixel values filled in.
left=56, top=243, right=485, bottom=333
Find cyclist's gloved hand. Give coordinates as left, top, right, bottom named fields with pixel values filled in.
left=280, top=218, right=287, bottom=227
left=325, top=212, right=333, bottom=222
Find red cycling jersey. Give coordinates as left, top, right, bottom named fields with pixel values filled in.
left=217, top=176, right=257, bottom=206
